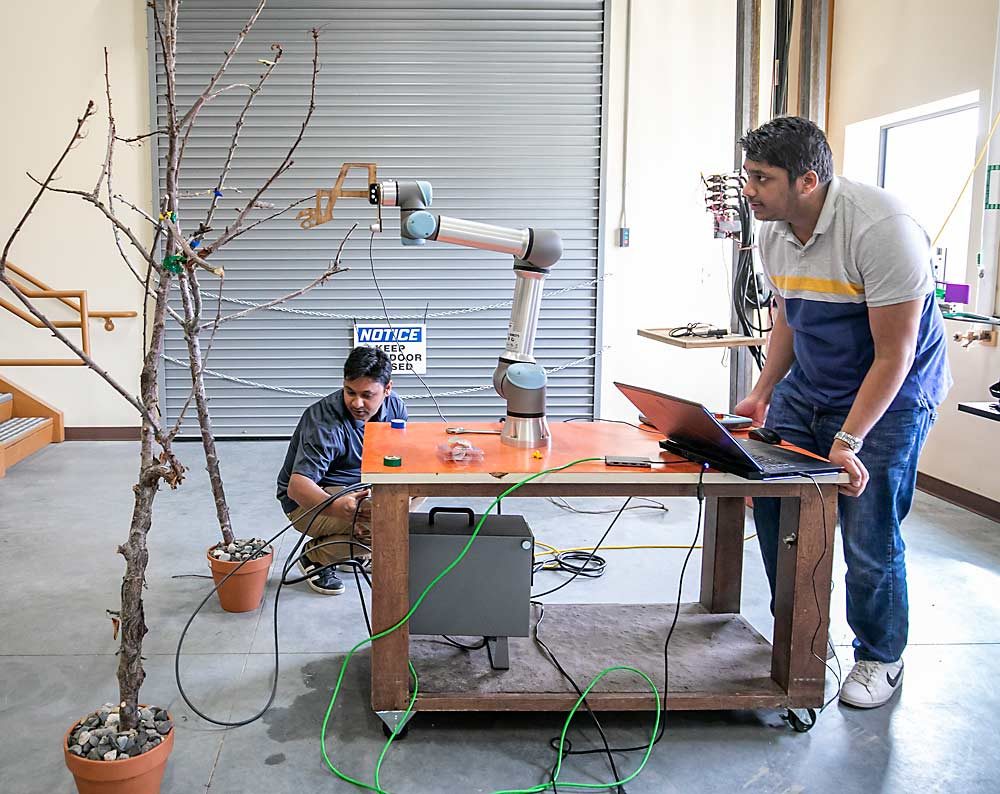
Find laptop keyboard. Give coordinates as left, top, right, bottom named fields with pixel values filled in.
left=752, top=450, right=799, bottom=467
left=738, top=439, right=817, bottom=470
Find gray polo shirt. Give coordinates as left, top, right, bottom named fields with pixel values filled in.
left=757, top=176, right=951, bottom=410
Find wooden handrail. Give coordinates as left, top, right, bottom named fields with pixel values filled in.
left=5, top=261, right=138, bottom=323
left=1, top=261, right=138, bottom=366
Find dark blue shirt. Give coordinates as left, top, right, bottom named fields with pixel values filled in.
left=758, top=177, right=952, bottom=412
left=276, top=389, right=407, bottom=514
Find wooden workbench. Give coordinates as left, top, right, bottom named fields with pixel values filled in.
left=362, top=421, right=843, bottom=716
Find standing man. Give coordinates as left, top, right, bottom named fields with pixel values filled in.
left=277, top=346, right=407, bottom=595
left=735, top=116, right=951, bottom=708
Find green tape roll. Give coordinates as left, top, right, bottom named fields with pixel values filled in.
left=383, top=455, right=402, bottom=467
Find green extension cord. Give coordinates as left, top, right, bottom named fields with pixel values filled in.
left=319, top=457, right=664, bottom=793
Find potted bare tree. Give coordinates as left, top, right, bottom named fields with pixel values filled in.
left=0, top=2, right=346, bottom=790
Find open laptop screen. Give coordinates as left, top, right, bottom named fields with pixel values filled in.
left=614, top=382, right=759, bottom=471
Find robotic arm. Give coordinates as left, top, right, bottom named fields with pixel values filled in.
left=370, top=180, right=562, bottom=448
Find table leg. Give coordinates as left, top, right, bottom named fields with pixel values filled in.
left=699, top=496, right=746, bottom=613
left=370, top=484, right=412, bottom=712
left=770, top=484, right=838, bottom=704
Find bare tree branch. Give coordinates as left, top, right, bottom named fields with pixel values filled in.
left=1, top=101, right=96, bottom=273
left=150, top=1, right=177, bottom=137
left=201, top=224, right=356, bottom=331
left=26, top=175, right=158, bottom=269
left=162, top=220, right=224, bottom=277
left=202, top=28, right=320, bottom=257
left=176, top=0, right=268, bottom=166
left=177, top=0, right=266, bottom=130
left=116, top=129, right=166, bottom=144
left=93, top=48, right=116, bottom=199
left=97, top=49, right=147, bottom=290
left=202, top=44, right=283, bottom=236
left=211, top=195, right=313, bottom=249
left=205, top=82, right=254, bottom=100
left=112, top=193, right=161, bottom=227
left=167, top=273, right=225, bottom=442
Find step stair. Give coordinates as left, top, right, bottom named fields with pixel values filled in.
left=0, top=391, right=58, bottom=478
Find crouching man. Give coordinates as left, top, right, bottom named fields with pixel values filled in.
left=277, top=346, right=407, bottom=595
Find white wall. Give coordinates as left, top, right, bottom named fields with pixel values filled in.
left=829, top=0, right=1000, bottom=501
left=0, top=2, right=150, bottom=427
left=599, top=0, right=738, bottom=421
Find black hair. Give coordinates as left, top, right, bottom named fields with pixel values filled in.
left=739, top=116, right=833, bottom=184
left=344, top=346, right=392, bottom=386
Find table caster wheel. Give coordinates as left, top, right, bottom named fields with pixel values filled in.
left=382, top=721, right=409, bottom=740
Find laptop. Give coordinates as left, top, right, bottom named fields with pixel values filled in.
left=615, top=382, right=842, bottom=480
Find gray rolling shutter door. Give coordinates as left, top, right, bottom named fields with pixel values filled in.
left=156, top=1, right=605, bottom=437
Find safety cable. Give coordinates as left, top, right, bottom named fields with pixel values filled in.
left=173, top=482, right=371, bottom=726
left=369, top=228, right=449, bottom=422
left=530, top=498, right=632, bottom=599
left=797, top=474, right=844, bottom=721
left=531, top=466, right=710, bottom=776
left=531, top=600, right=627, bottom=794
left=319, top=459, right=664, bottom=794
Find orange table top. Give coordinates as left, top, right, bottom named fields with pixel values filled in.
left=361, top=421, right=845, bottom=485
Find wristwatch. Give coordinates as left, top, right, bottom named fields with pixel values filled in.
left=834, top=430, right=864, bottom=454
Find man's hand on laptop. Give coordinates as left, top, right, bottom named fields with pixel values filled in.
left=734, top=392, right=769, bottom=426
left=828, top=444, right=869, bottom=497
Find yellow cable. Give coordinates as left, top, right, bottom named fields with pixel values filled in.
left=932, top=106, right=1000, bottom=248
left=533, top=535, right=757, bottom=558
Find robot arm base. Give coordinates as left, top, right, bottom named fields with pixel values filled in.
left=494, top=361, right=550, bottom=449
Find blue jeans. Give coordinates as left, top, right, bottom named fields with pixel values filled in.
left=752, top=379, right=936, bottom=663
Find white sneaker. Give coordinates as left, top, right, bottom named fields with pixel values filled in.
left=839, top=659, right=903, bottom=708
left=336, top=557, right=372, bottom=575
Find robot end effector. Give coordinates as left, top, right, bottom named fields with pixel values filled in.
left=370, top=180, right=562, bottom=448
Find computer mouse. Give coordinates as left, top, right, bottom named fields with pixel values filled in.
left=748, top=427, right=782, bottom=445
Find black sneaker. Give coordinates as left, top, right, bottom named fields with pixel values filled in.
left=297, top=551, right=319, bottom=578
left=307, top=566, right=346, bottom=596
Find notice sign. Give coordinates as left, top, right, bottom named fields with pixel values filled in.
left=353, top=323, right=427, bottom=375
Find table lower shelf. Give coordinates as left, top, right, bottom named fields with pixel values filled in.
left=406, top=603, right=803, bottom=712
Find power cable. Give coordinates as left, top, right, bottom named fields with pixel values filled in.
left=563, top=416, right=661, bottom=434
left=369, top=229, right=449, bottom=422
left=787, top=474, right=844, bottom=727
left=531, top=465, right=709, bottom=766
left=318, top=459, right=663, bottom=794
left=545, top=496, right=669, bottom=515
left=531, top=600, right=627, bottom=794
left=173, top=482, right=371, bottom=727
left=530, top=498, right=632, bottom=600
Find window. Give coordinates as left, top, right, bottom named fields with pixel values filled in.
left=878, top=105, right=980, bottom=286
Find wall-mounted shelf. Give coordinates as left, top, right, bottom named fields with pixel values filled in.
left=958, top=402, right=1000, bottom=422
left=638, top=328, right=767, bottom=350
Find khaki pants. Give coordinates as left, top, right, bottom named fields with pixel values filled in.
left=287, top=486, right=372, bottom=567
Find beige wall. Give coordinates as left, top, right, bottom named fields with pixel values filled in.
left=599, top=0, right=738, bottom=421
left=7, top=1, right=742, bottom=430
left=828, top=0, right=1000, bottom=501
left=0, top=2, right=151, bottom=427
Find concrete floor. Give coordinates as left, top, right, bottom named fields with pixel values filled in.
left=1, top=439, right=998, bottom=793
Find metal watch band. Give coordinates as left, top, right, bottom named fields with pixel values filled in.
left=834, top=430, right=863, bottom=453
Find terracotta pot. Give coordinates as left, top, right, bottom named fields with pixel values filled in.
left=207, top=546, right=273, bottom=613
left=63, top=711, right=174, bottom=794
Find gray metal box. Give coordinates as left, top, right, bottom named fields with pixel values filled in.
left=408, top=507, right=533, bottom=638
